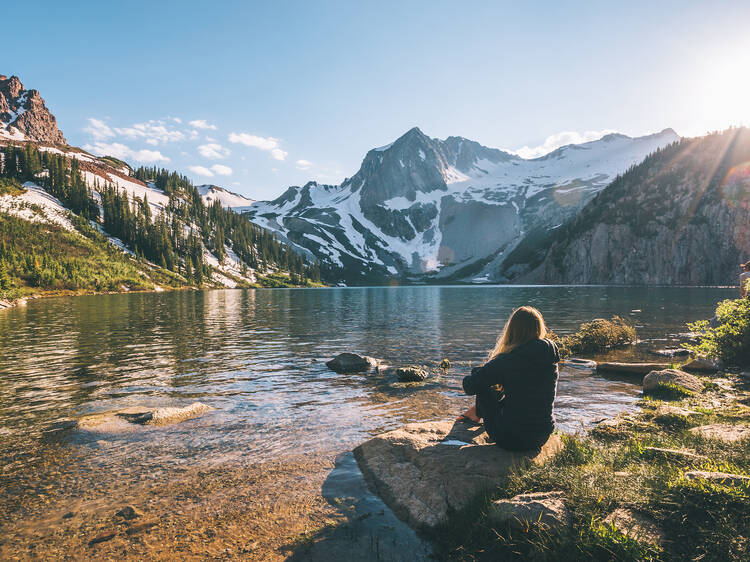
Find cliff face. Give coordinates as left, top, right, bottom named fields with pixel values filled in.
left=0, top=75, right=66, bottom=145
left=525, top=128, right=750, bottom=285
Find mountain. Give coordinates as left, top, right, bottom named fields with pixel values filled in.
left=0, top=76, right=321, bottom=300
left=245, top=126, right=679, bottom=283
left=515, top=128, right=750, bottom=285
left=197, top=184, right=255, bottom=210
left=0, top=75, right=66, bottom=144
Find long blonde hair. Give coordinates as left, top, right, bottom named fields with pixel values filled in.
left=488, top=306, right=547, bottom=360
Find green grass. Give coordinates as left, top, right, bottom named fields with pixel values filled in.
left=644, top=382, right=695, bottom=401
left=432, top=375, right=750, bottom=561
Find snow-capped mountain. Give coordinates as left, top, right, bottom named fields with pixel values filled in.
left=245, top=126, right=680, bottom=283
left=197, top=184, right=255, bottom=210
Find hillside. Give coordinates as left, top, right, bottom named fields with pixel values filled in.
left=245, top=126, right=678, bottom=284
left=0, top=75, right=322, bottom=302
left=515, top=128, right=750, bottom=284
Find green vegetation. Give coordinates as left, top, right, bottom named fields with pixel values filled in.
left=0, top=177, right=26, bottom=196
left=433, top=376, right=750, bottom=561
left=0, top=144, right=325, bottom=300
left=644, top=382, right=695, bottom=401
left=551, top=316, right=636, bottom=358
left=687, top=298, right=750, bottom=367
left=0, top=213, right=167, bottom=299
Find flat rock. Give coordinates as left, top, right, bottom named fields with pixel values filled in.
left=653, top=405, right=700, bottom=417
left=561, top=358, right=597, bottom=370
left=643, top=369, right=703, bottom=394
left=489, top=491, right=570, bottom=531
left=603, top=508, right=663, bottom=546
left=396, top=366, right=428, bottom=382
left=684, top=470, right=750, bottom=486
left=689, top=423, right=750, bottom=442
left=643, top=446, right=708, bottom=462
left=596, top=362, right=669, bottom=376
left=326, top=353, right=380, bottom=373
left=353, top=421, right=563, bottom=530
left=682, top=357, right=724, bottom=373
left=650, top=348, right=691, bottom=358
left=76, top=402, right=211, bottom=432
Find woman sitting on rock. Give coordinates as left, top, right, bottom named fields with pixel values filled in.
left=457, top=306, right=559, bottom=451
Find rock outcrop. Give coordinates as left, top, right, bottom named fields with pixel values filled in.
left=642, top=369, right=703, bottom=394
left=525, top=128, right=750, bottom=285
left=682, top=357, right=724, bottom=373
left=0, top=74, right=66, bottom=144
left=489, top=491, right=570, bottom=532
left=353, top=421, right=563, bottom=530
left=596, top=362, right=669, bottom=376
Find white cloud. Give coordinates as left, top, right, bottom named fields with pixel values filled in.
left=228, top=132, right=288, bottom=160
left=510, top=129, right=619, bottom=159
left=84, top=118, right=114, bottom=140
left=113, top=120, right=185, bottom=144
left=189, top=165, right=215, bottom=177
left=198, top=143, right=230, bottom=159
left=295, top=159, right=313, bottom=170
left=187, top=165, right=231, bottom=177
left=210, top=164, right=232, bottom=176
left=83, top=142, right=170, bottom=163
left=189, top=119, right=217, bottom=130
left=172, top=117, right=182, bottom=124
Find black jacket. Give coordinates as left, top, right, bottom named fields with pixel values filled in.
left=462, top=338, right=559, bottom=443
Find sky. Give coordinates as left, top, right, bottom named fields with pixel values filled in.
left=4, top=0, right=750, bottom=200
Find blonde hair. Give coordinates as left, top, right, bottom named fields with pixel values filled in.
left=488, top=306, right=547, bottom=360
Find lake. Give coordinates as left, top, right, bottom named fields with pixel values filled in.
left=0, top=285, right=734, bottom=559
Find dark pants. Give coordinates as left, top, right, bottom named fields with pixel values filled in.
left=475, top=387, right=550, bottom=452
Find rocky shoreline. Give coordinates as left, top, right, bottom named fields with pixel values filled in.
left=349, top=358, right=749, bottom=560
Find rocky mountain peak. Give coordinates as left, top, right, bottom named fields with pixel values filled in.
left=0, top=74, right=67, bottom=145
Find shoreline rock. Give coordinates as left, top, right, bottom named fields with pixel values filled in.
left=396, top=366, right=428, bottom=382
left=353, top=421, right=563, bottom=531
left=643, top=369, right=703, bottom=394
left=596, top=362, right=670, bottom=377
left=489, top=491, right=570, bottom=531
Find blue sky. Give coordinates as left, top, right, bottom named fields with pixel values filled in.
left=5, top=0, right=750, bottom=200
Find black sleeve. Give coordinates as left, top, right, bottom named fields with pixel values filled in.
left=462, top=354, right=511, bottom=396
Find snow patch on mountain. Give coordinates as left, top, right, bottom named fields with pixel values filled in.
left=197, top=184, right=255, bottom=209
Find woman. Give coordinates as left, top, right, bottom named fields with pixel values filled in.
left=457, top=306, right=559, bottom=451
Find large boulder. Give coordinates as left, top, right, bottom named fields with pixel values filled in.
left=643, top=369, right=703, bottom=394
left=353, top=421, right=564, bottom=530
left=596, top=362, right=669, bottom=376
left=326, top=353, right=380, bottom=373
left=689, top=423, right=750, bottom=442
left=489, top=491, right=570, bottom=532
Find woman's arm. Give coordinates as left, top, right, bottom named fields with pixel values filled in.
left=462, top=354, right=511, bottom=396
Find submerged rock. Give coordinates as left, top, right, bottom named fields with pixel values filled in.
left=562, top=358, right=597, bottom=370
left=353, top=421, right=563, bottom=530
left=682, top=356, right=724, bottom=373
left=603, top=508, right=664, bottom=546
left=643, top=369, right=703, bottom=394
left=396, top=366, right=428, bottom=382
left=115, top=505, right=143, bottom=520
left=489, top=491, right=570, bottom=531
left=596, top=362, right=669, bottom=376
left=689, top=423, right=750, bottom=442
left=684, top=470, right=750, bottom=486
left=75, top=402, right=211, bottom=432
left=326, top=353, right=380, bottom=373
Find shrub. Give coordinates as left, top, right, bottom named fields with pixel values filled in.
left=551, top=316, right=636, bottom=358
left=686, top=298, right=750, bottom=367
